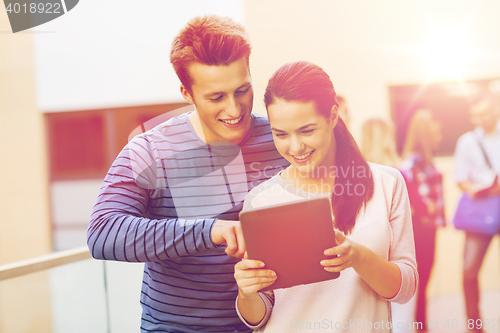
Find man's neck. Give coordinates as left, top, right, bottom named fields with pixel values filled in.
left=483, top=122, right=498, bottom=136
left=188, top=111, right=208, bottom=143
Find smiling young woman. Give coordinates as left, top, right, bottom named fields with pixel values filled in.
left=234, top=61, right=418, bottom=332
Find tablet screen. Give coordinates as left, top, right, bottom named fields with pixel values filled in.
left=239, top=196, right=339, bottom=291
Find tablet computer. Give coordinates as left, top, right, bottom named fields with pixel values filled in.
left=239, top=196, right=339, bottom=291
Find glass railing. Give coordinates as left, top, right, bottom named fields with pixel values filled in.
left=1, top=238, right=499, bottom=333
left=0, top=247, right=144, bottom=333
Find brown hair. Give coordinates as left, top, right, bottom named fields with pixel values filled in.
left=170, top=15, right=251, bottom=93
left=264, top=61, right=374, bottom=234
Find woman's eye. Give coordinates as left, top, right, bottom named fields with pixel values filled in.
left=302, top=129, right=314, bottom=135
left=274, top=133, right=287, bottom=138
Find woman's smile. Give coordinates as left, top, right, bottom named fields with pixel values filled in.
left=268, top=99, right=336, bottom=178
left=291, top=150, right=315, bottom=163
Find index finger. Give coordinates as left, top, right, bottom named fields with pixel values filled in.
left=234, top=223, right=246, bottom=257
left=236, top=258, right=266, bottom=270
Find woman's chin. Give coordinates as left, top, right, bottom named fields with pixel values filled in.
left=292, top=163, right=315, bottom=177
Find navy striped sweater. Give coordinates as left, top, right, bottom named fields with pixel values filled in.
left=87, top=112, right=287, bottom=332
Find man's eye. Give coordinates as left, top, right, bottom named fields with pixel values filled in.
left=274, top=133, right=287, bottom=138
left=210, top=96, right=223, bottom=102
left=236, top=88, right=250, bottom=95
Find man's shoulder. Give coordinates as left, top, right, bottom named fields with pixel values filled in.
left=238, top=113, right=275, bottom=150
left=150, top=111, right=190, bottom=135
left=251, top=112, right=270, bottom=125
left=456, top=130, right=478, bottom=150
left=248, top=113, right=272, bottom=137
left=123, top=112, right=196, bottom=158
left=458, top=130, right=476, bottom=140
left=141, top=112, right=193, bottom=142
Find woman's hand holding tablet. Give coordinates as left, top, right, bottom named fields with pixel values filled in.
left=238, top=197, right=339, bottom=292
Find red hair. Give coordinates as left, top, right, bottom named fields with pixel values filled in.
left=264, top=61, right=374, bottom=234
left=170, top=15, right=251, bottom=93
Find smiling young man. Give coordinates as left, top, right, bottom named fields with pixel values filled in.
left=182, top=58, right=254, bottom=145
left=87, top=15, right=287, bottom=333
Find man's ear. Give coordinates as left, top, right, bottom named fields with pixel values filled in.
left=330, top=105, right=339, bottom=129
left=180, top=85, right=194, bottom=104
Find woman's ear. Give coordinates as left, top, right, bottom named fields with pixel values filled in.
left=180, top=85, right=194, bottom=104
left=330, top=105, right=339, bottom=129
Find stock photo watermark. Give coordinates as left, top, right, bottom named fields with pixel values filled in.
left=126, top=106, right=373, bottom=198
left=3, top=0, right=79, bottom=33
left=289, top=318, right=499, bottom=331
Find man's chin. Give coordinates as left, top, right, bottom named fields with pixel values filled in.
left=220, top=124, right=251, bottom=144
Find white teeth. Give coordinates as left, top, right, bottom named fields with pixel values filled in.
left=294, top=151, right=313, bottom=160
left=220, top=116, right=242, bottom=125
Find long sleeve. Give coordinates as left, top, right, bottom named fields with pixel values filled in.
left=87, top=136, right=218, bottom=262
left=385, top=170, right=418, bottom=304
left=454, top=130, right=497, bottom=186
left=233, top=165, right=417, bottom=332
left=235, top=291, right=275, bottom=330
left=86, top=113, right=287, bottom=332
left=454, top=132, right=475, bottom=184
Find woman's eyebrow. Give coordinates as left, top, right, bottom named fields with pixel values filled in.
left=271, top=123, right=316, bottom=133
left=297, top=123, right=316, bottom=130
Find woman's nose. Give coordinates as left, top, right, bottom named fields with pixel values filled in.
left=289, top=136, right=304, bottom=154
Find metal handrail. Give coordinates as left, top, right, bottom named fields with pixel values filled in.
left=0, top=246, right=91, bottom=281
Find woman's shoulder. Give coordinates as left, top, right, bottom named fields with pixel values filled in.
left=367, top=162, right=407, bottom=196
left=368, top=162, right=402, bottom=180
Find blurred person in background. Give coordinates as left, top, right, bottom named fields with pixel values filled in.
left=360, top=118, right=400, bottom=167
left=399, top=109, right=446, bottom=332
left=336, top=95, right=351, bottom=129
left=360, top=117, right=417, bottom=331
left=454, top=96, right=500, bottom=333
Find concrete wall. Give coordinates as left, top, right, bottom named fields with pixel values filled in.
left=2, top=1, right=500, bottom=330
left=0, top=8, right=53, bottom=333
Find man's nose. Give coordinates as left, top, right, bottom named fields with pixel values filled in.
left=224, top=96, right=241, bottom=118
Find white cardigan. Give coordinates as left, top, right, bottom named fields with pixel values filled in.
left=237, top=163, right=418, bottom=333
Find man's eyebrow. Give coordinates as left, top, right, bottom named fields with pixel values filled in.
left=237, top=83, right=251, bottom=90
left=204, top=91, right=224, bottom=98
left=203, top=83, right=251, bottom=98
